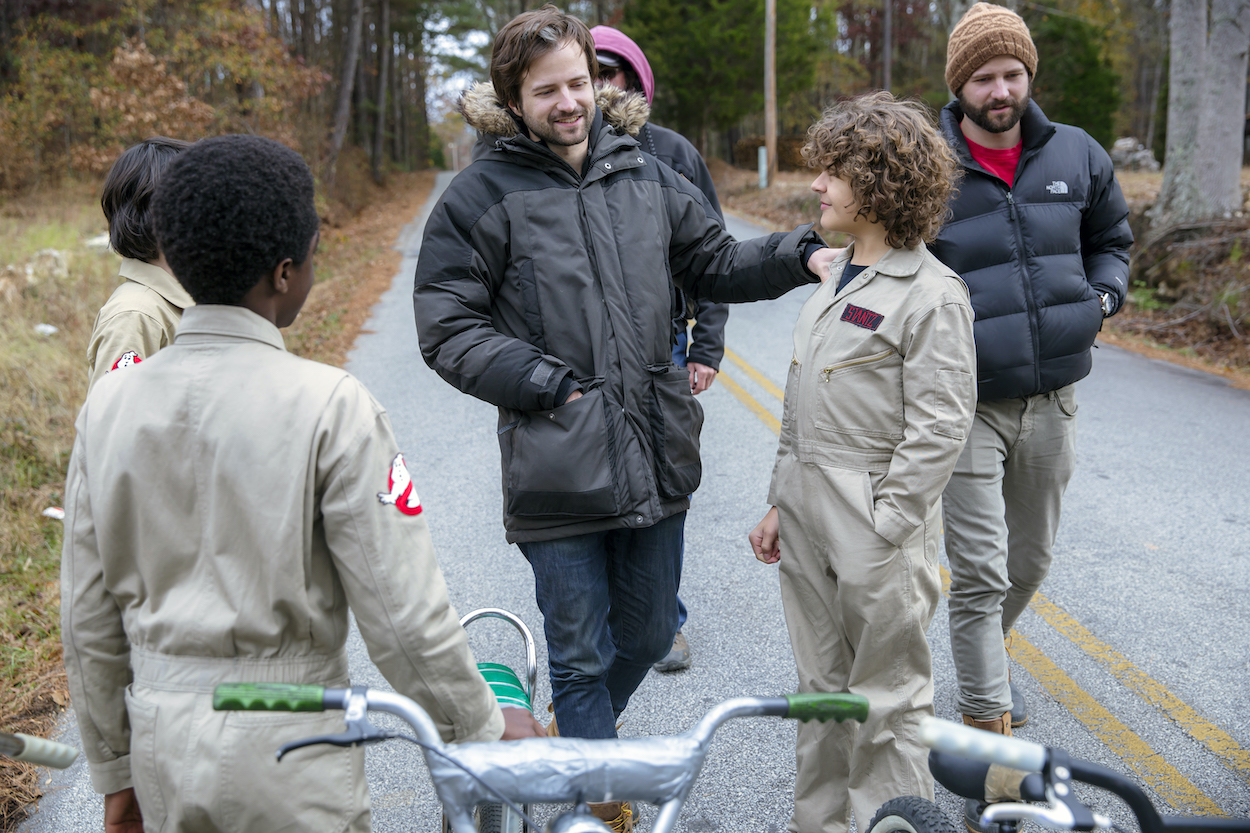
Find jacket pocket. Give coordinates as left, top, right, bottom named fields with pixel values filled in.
left=815, top=348, right=905, bottom=440
left=648, top=365, right=704, bottom=499
left=499, top=386, right=624, bottom=518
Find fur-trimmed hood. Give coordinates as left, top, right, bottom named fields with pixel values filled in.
left=457, top=80, right=650, bottom=139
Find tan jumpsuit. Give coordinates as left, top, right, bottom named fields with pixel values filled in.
left=768, top=244, right=977, bottom=833
left=86, top=257, right=194, bottom=391
left=63, top=305, right=504, bottom=832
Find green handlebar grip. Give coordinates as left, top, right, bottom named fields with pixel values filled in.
left=212, top=683, right=326, bottom=712
left=785, top=692, right=869, bottom=723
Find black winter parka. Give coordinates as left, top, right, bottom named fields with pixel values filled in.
left=931, top=100, right=1133, bottom=402
left=414, top=84, right=820, bottom=542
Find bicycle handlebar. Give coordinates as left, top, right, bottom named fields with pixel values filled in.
left=919, top=716, right=1047, bottom=772
left=212, top=683, right=868, bottom=725
left=0, top=731, right=79, bottom=769
left=213, top=683, right=330, bottom=712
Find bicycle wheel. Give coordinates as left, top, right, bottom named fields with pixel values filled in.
left=867, top=796, right=957, bottom=833
left=474, top=801, right=525, bottom=833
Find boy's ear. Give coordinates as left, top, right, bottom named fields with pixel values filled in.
left=270, top=257, right=295, bottom=295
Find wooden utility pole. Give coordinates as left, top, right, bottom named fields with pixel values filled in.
left=764, top=0, right=777, bottom=187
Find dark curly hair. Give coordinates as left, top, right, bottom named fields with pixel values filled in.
left=152, top=135, right=318, bottom=306
left=802, top=91, right=960, bottom=250
left=100, top=136, right=191, bottom=261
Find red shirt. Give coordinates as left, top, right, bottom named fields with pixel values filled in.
left=964, top=133, right=1023, bottom=187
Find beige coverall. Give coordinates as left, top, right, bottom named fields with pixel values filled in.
left=86, top=257, right=194, bottom=391
left=62, top=305, right=504, bottom=832
left=768, top=244, right=977, bottom=833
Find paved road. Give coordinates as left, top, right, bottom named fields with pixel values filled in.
left=22, top=172, right=1250, bottom=832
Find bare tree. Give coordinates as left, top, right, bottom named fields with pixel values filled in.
left=326, top=0, right=365, bottom=193
left=373, top=0, right=391, bottom=183
left=1150, top=0, right=1250, bottom=232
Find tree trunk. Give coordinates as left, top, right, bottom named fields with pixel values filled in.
left=392, top=34, right=403, bottom=165
left=1151, top=0, right=1250, bottom=232
left=1199, top=0, right=1250, bottom=217
left=372, top=0, right=390, bottom=184
left=301, top=0, right=315, bottom=63
left=1151, top=0, right=1208, bottom=230
left=413, top=45, right=429, bottom=170
left=325, top=0, right=364, bottom=194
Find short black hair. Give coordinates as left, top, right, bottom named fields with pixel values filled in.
left=100, top=136, right=191, bottom=261
left=152, top=135, right=318, bottom=306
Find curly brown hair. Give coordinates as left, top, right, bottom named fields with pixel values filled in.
left=802, top=91, right=960, bottom=249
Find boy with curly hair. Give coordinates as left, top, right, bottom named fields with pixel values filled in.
left=749, top=91, right=977, bottom=833
left=62, top=134, right=542, bottom=833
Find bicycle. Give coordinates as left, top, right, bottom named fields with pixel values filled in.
left=212, top=682, right=867, bottom=833
left=865, top=717, right=1250, bottom=833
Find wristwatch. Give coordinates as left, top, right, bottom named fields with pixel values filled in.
left=1099, top=292, right=1114, bottom=316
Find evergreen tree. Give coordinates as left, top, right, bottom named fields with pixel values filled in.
left=1028, top=14, right=1121, bottom=149
left=621, top=0, right=818, bottom=146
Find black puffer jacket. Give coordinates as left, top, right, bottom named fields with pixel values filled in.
left=414, top=83, right=820, bottom=542
left=931, top=100, right=1132, bottom=402
left=638, top=121, right=729, bottom=370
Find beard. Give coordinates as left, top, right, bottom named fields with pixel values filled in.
left=519, top=104, right=592, bottom=148
left=959, top=87, right=1029, bottom=134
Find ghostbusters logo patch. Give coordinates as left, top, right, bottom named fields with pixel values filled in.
left=108, top=351, right=142, bottom=372
left=377, top=452, right=423, bottom=516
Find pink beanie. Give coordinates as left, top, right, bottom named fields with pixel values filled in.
left=590, top=26, right=655, bottom=104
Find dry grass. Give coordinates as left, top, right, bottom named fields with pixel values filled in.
left=0, top=168, right=434, bottom=828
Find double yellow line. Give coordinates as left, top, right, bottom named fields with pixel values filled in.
left=717, top=346, right=1245, bottom=815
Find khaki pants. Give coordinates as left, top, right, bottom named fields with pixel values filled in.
left=942, top=387, right=1078, bottom=721
left=776, top=463, right=941, bottom=833
left=126, top=647, right=370, bottom=833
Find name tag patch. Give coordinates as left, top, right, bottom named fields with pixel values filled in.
left=841, top=304, right=884, bottom=331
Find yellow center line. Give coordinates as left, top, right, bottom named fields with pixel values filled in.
left=716, top=369, right=779, bottom=436
left=1026, top=593, right=1250, bottom=784
left=723, top=346, right=786, bottom=401
left=721, top=343, right=1238, bottom=812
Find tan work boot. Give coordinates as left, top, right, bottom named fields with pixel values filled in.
left=588, top=801, right=634, bottom=833
left=962, top=711, right=1012, bottom=833
left=962, top=711, right=1012, bottom=737
left=546, top=702, right=559, bottom=737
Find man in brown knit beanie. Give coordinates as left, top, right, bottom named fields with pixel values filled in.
left=929, top=7, right=1133, bottom=830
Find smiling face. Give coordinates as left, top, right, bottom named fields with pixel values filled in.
left=957, top=55, right=1031, bottom=144
left=508, top=41, right=596, bottom=164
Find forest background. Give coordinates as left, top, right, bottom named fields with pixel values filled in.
left=1, top=0, right=1248, bottom=827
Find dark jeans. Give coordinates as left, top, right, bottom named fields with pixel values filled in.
left=672, top=331, right=690, bottom=631
left=517, top=512, right=684, bottom=738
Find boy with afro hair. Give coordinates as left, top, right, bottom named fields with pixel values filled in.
left=87, top=136, right=191, bottom=390
left=748, top=92, right=977, bottom=833
left=62, top=134, right=542, bottom=833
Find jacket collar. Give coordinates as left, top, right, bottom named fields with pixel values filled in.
left=828, top=242, right=926, bottom=285
left=460, top=81, right=649, bottom=180
left=939, top=99, right=1056, bottom=167
left=174, top=305, right=286, bottom=351
left=118, top=257, right=196, bottom=310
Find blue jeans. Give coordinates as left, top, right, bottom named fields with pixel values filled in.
left=517, top=512, right=685, bottom=738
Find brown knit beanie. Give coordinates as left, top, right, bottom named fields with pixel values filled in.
left=945, top=3, right=1038, bottom=95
